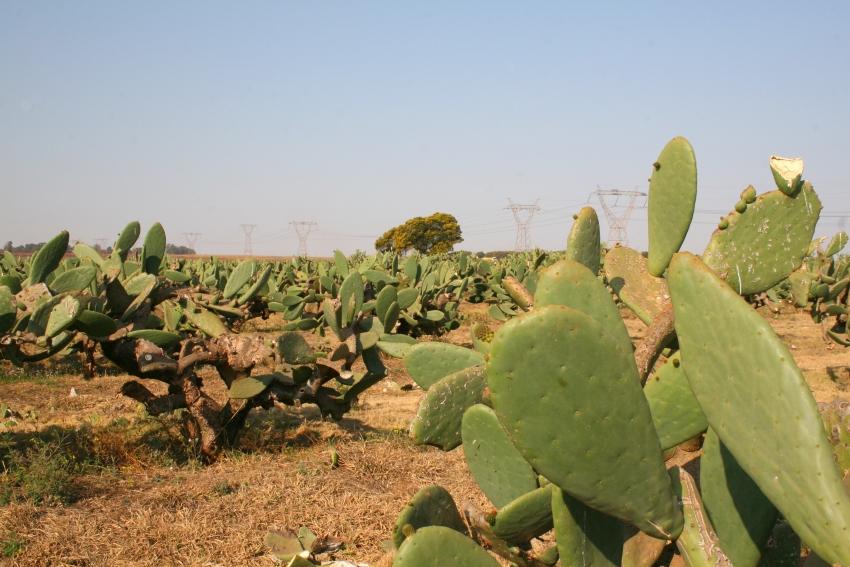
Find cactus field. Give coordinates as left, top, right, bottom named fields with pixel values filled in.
left=2, top=139, right=850, bottom=566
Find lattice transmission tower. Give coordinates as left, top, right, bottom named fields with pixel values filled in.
left=239, top=225, right=257, bottom=256
left=588, top=187, right=647, bottom=247
left=291, top=222, right=316, bottom=257
left=94, top=238, right=109, bottom=252
left=182, top=232, right=201, bottom=253
left=506, top=200, right=540, bottom=252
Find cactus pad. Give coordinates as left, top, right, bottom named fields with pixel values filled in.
left=404, top=343, right=485, bottom=390
left=490, top=485, right=554, bottom=543
left=461, top=404, right=538, bottom=508
left=392, top=485, right=467, bottom=549
left=277, top=332, right=316, bottom=365
left=668, top=252, right=850, bottom=565
left=647, top=136, right=697, bottom=276
left=644, top=352, right=708, bottom=451
left=668, top=466, right=731, bottom=567
left=701, top=428, right=778, bottom=567
left=228, top=374, right=276, bottom=399
left=29, top=231, right=70, bottom=285
left=50, top=266, right=97, bottom=294
left=604, top=246, right=670, bottom=323
left=565, top=206, right=602, bottom=275
left=622, top=526, right=667, bottom=567
left=702, top=182, right=821, bottom=295
left=534, top=259, right=634, bottom=362
left=552, top=487, right=623, bottom=567
left=410, top=366, right=488, bottom=450
left=488, top=305, right=682, bottom=539
left=142, top=222, right=166, bottom=275
left=392, top=526, right=499, bottom=567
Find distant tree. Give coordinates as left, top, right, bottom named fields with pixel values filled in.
left=375, top=212, right=463, bottom=255
left=166, top=244, right=196, bottom=255
left=4, top=241, right=12, bottom=252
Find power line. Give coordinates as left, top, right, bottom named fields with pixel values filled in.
left=505, top=199, right=540, bottom=251
left=291, top=222, right=317, bottom=257
left=239, top=224, right=257, bottom=256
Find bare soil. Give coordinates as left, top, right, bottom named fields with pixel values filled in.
left=0, top=303, right=847, bottom=566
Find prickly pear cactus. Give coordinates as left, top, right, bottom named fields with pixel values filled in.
left=820, top=398, right=850, bottom=477
left=403, top=343, right=485, bottom=390
left=392, top=526, right=500, bottom=567
left=490, top=485, right=554, bottom=543
left=603, top=246, right=670, bottom=324
left=552, top=486, right=623, bottom=567
left=409, top=366, right=488, bottom=450
left=668, top=466, right=731, bottom=567
left=644, top=352, right=708, bottom=451
left=565, top=206, right=602, bottom=275
left=392, top=485, right=467, bottom=549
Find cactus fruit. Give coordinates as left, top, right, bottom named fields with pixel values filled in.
left=488, top=305, right=682, bottom=539
left=668, top=252, right=850, bottom=565
left=470, top=323, right=493, bottom=355
left=392, top=485, right=467, bottom=549
left=769, top=156, right=804, bottom=196
left=534, top=259, right=635, bottom=364
left=701, top=428, right=778, bottom=567
left=392, top=526, right=500, bottom=567
left=702, top=181, right=821, bottom=295
left=410, top=366, right=488, bottom=450
left=604, top=246, right=670, bottom=324
left=643, top=352, right=708, bottom=451
left=490, top=485, right=555, bottom=543
left=553, top=486, right=624, bottom=567
left=668, top=466, right=731, bottom=567
left=461, top=404, right=538, bottom=508
left=647, top=136, right=698, bottom=277
left=403, top=343, right=485, bottom=390
left=566, top=206, right=602, bottom=275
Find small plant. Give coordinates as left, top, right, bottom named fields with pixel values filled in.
left=1, top=439, right=77, bottom=505
left=2, top=531, right=25, bottom=558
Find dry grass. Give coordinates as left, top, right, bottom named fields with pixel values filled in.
left=0, top=301, right=846, bottom=566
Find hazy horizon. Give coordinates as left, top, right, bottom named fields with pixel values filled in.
left=3, top=2, right=849, bottom=257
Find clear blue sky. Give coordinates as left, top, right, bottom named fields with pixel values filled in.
left=2, top=2, right=849, bottom=256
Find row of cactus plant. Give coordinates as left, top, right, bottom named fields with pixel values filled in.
left=390, top=139, right=850, bottom=567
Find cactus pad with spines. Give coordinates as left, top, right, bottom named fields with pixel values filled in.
left=142, top=222, right=166, bottom=275
left=647, top=136, right=697, bottom=276
left=228, top=374, right=276, bottom=399
left=668, top=466, right=731, bottom=567
left=50, top=266, right=97, bottom=293
left=392, top=526, right=499, bottom=567
left=488, top=305, right=682, bottom=539
left=490, top=484, right=554, bottom=543
left=28, top=231, right=70, bottom=286
left=534, top=259, right=635, bottom=363
left=410, top=366, right=488, bottom=450
left=392, top=485, right=467, bottom=549
left=702, top=182, right=821, bottom=295
left=603, top=246, right=670, bottom=323
left=552, top=487, right=623, bottom=567
left=461, top=404, right=538, bottom=508
left=114, top=221, right=141, bottom=261
left=668, top=252, right=850, bottom=565
left=644, top=352, right=708, bottom=451
left=701, top=428, right=778, bottom=567
left=404, top=343, right=485, bottom=390
left=565, top=206, right=602, bottom=275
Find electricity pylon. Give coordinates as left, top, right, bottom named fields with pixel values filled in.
left=94, top=238, right=109, bottom=252
left=240, top=225, right=257, bottom=256
left=588, top=187, right=647, bottom=247
left=182, top=232, right=201, bottom=253
left=506, top=200, right=540, bottom=251
left=291, top=222, right=316, bottom=257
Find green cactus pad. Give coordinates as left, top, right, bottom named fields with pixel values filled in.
left=787, top=272, right=814, bottom=307
left=123, top=273, right=157, bottom=297
left=647, top=136, right=697, bottom=277
left=565, top=207, right=602, bottom=275
left=392, top=526, right=499, bottom=567
left=45, top=295, right=81, bottom=338
left=820, top=400, right=850, bottom=476
left=534, top=259, right=635, bottom=362
left=490, top=485, right=554, bottom=543
left=50, top=266, right=97, bottom=294
left=702, top=182, right=821, bottom=295
left=668, top=466, right=731, bottom=567
left=277, top=332, right=316, bottom=365
left=339, top=271, right=364, bottom=327
left=0, top=286, right=15, bottom=334
left=114, top=221, right=141, bottom=261
left=27, top=294, right=64, bottom=336
left=236, top=265, right=272, bottom=306
left=461, top=404, right=538, bottom=508
left=383, top=301, right=401, bottom=333
left=29, top=231, right=70, bottom=285
left=392, top=485, right=467, bottom=549
left=142, top=222, right=166, bottom=275
left=223, top=259, right=257, bottom=299
left=825, top=231, right=848, bottom=257
left=73, top=310, right=117, bottom=337
left=552, top=487, right=623, bottom=567
left=488, top=305, right=682, bottom=539
left=702, top=428, right=778, bottom=567
left=376, top=340, right=411, bottom=358
left=73, top=242, right=103, bottom=266
left=185, top=305, right=227, bottom=337
left=644, top=352, right=708, bottom=451
left=397, top=288, right=419, bottom=311
left=410, top=366, right=488, bottom=450
left=757, top=521, right=801, bottom=567
left=164, top=270, right=191, bottom=283
left=769, top=156, right=803, bottom=196
left=604, top=246, right=670, bottom=323
left=622, top=526, right=667, bottom=567
left=668, top=252, right=850, bottom=565
left=404, top=343, right=485, bottom=390
left=126, top=330, right=183, bottom=349
left=228, top=374, right=276, bottom=399
left=376, top=285, right=398, bottom=323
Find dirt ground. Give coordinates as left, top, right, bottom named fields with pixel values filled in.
left=0, top=303, right=847, bottom=566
